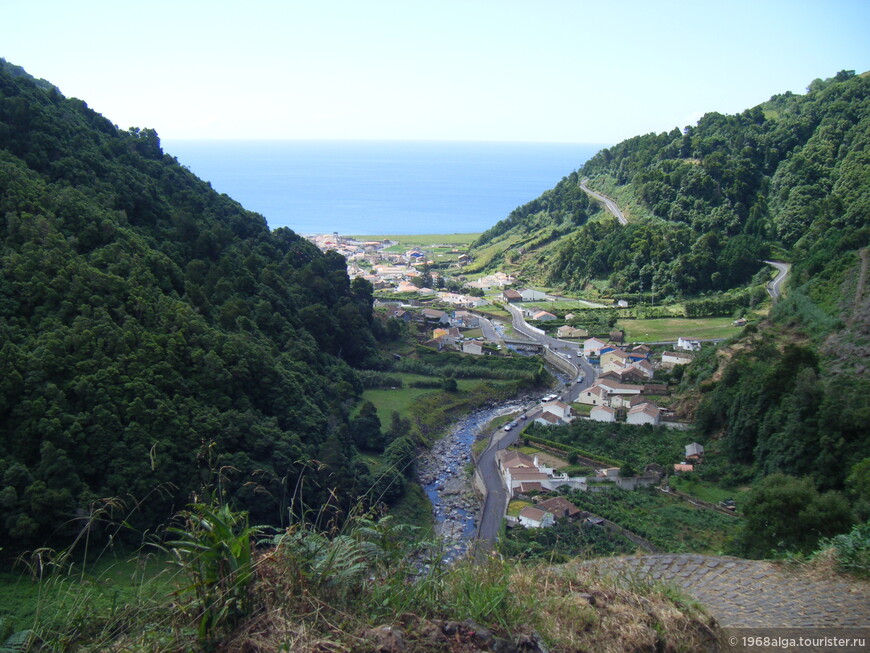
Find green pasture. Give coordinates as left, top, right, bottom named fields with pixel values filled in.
left=617, top=317, right=740, bottom=342
left=357, top=374, right=512, bottom=424
left=351, top=233, right=480, bottom=247
left=670, top=476, right=750, bottom=507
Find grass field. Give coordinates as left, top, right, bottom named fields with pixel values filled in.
left=356, top=374, right=513, bottom=423
left=617, top=317, right=740, bottom=342
left=670, top=476, right=750, bottom=507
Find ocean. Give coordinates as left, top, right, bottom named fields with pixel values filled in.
left=164, top=140, right=605, bottom=236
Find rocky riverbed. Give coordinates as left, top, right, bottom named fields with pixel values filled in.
left=417, top=401, right=526, bottom=563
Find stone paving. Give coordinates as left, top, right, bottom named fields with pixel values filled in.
left=580, top=554, right=870, bottom=629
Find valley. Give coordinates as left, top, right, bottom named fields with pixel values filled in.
left=0, top=58, right=867, bottom=651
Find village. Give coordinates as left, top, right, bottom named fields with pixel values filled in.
left=306, top=233, right=724, bottom=532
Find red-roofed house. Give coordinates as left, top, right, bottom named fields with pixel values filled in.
left=536, top=496, right=581, bottom=520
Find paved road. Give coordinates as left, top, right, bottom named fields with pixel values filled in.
left=503, top=303, right=595, bottom=401
left=478, top=315, right=503, bottom=344
left=580, top=178, right=627, bottom=225
left=474, top=305, right=599, bottom=549
left=578, top=554, right=870, bottom=630
left=763, top=260, right=791, bottom=302
left=474, top=422, right=522, bottom=547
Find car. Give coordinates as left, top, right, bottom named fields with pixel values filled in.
left=520, top=414, right=527, bottom=420
left=503, top=424, right=512, bottom=431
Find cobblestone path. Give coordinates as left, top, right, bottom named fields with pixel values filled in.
left=581, top=555, right=870, bottom=628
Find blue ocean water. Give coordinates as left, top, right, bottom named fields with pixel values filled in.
left=164, top=140, right=605, bottom=235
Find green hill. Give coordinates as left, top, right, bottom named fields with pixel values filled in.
left=0, top=59, right=384, bottom=551
left=471, top=70, right=869, bottom=303
left=470, top=71, right=870, bottom=551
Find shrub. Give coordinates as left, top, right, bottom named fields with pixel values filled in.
left=820, top=521, right=870, bottom=578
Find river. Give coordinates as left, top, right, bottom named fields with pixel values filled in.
left=416, top=400, right=528, bottom=563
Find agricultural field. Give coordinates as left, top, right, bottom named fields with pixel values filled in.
left=351, top=233, right=480, bottom=247
left=566, top=487, right=738, bottom=553
left=617, top=317, right=740, bottom=342
left=355, top=374, right=513, bottom=424
left=670, top=476, right=750, bottom=507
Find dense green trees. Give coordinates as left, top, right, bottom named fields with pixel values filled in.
left=0, top=59, right=387, bottom=552
left=474, top=72, right=868, bottom=300
left=735, top=474, right=852, bottom=558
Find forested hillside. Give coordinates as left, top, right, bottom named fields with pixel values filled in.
left=0, top=60, right=385, bottom=552
left=472, top=72, right=870, bottom=547
left=473, top=71, right=869, bottom=300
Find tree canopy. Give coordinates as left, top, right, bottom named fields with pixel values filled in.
left=0, top=59, right=383, bottom=551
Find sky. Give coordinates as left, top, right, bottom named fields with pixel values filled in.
left=2, top=0, right=869, bottom=144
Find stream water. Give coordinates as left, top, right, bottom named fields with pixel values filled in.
left=416, top=400, right=527, bottom=563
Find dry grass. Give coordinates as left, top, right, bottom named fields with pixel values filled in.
left=97, top=548, right=722, bottom=652
left=508, top=562, right=719, bottom=653
left=214, top=556, right=720, bottom=653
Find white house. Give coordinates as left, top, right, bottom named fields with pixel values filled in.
left=626, top=402, right=661, bottom=425
left=462, top=341, right=483, bottom=356
left=556, top=325, right=588, bottom=339
left=626, top=359, right=655, bottom=380
left=532, top=310, right=557, bottom=322
left=677, top=337, right=701, bottom=351
left=685, top=442, right=705, bottom=460
left=541, top=400, right=572, bottom=421
left=519, top=288, right=549, bottom=302
left=535, top=411, right=562, bottom=427
left=595, top=379, right=644, bottom=397
left=518, top=506, right=555, bottom=528
left=577, top=383, right=609, bottom=406
left=590, top=405, right=616, bottom=422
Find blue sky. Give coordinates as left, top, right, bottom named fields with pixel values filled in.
left=3, top=0, right=868, bottom=144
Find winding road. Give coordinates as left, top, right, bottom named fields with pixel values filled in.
left=580, top=178, right=627, bottom=225
left=764, top=260, right=791, bottom=302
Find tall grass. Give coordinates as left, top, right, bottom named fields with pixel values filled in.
left=3, top=471, right=721, bottom=651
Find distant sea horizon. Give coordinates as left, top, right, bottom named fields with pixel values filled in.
left=164, top=140, right=607, bottom=236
